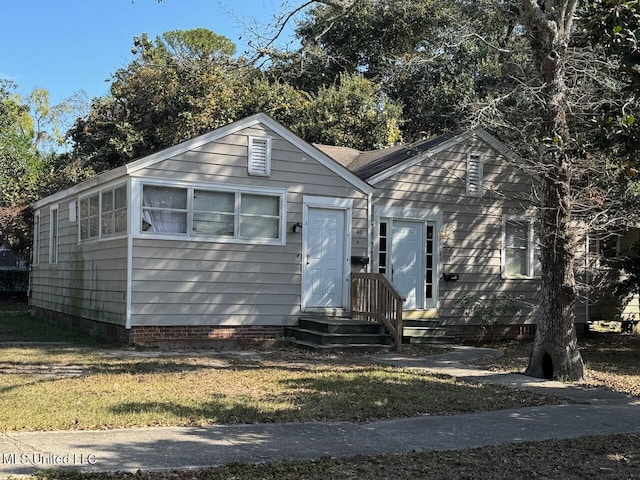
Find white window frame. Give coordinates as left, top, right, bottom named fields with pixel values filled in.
left=78, top=182, right=129, bottom=243
left=49, top=204, right=59, bottom=265
left=79, top=192, right=100, bottom=242
left=248, top=136, right=272, bottom=177
left=466, top=153, right=483, bottom=197
left=502, top=215, right=539, bottom=279
left=33, top=211, right=41, bottom=266
left=135, top=179, right=287, bottom=246
left=101, top=184, right=128, bottom=238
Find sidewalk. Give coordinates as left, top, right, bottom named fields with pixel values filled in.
left=1, top=347, right=638, bottom=476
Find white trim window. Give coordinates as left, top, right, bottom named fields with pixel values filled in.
left=141, top=183, right=285, bottom=244
left=502, top=216, right=540, bottom=279
left=49, top=205, right=59, bottom=265
left=142, top=185, right=188, bottom=234
left=33, top=211, right=41, bottom=266
left=80, top=183, right=128, bottom=241
left=248, top=136, right=272, bottom=176
left=101, top=185, right=128, bottom=237
left=79, top=193, right=100, bottom=241
left=466, top=153, right=483, bottom=197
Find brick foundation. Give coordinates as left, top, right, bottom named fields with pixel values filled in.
left=444, top=323, right=588, bottom=343
left=29, top=306, right=286, bottom=347
left=128, top=325, right=286, bottom=348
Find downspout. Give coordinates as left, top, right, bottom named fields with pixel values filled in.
left=126, top=233, right=132, bottom=330
left=125, top=179, right=134, bottom=330
left=367, top=192, right=373, bottom=274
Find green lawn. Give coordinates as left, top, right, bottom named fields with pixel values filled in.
left=0, top=307, right=559, bottom=431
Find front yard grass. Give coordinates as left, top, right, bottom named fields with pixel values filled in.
left=0, top=307, right=558, bottom=431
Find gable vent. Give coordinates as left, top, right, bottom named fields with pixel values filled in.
left=466, top=153, right=483, bottom=197
left=248, top=136, right=272, bottom=176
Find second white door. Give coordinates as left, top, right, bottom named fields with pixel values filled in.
left=391, top=220, right=424, bottom=309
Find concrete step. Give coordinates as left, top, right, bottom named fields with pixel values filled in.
left=298, top=317, right=385, bottom=335
left=402, top=322, right=454, bottom=345
left=402, top=326, right=449, bottom=337
left=403, top=319, right=442, bottom=328
left=285, top=327, right=393, bottom=346
left=405, top=335, right=457, bottom=345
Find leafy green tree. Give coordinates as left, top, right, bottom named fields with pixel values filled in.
left=268, top=0, right=528, bottom=138
left=298, top=73, right=402, bottom=149
left=0, top=81, right=92, bottom=262
left=161, top=28, right=237, bottom=62
left=69, top=28, right=402, bottom=172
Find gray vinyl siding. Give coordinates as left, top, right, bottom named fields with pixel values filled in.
left=29, top=199, right=128, bottom=325
left=373, top=135, right=543, bottom=327
left=129, top=124, right=368, bottom=327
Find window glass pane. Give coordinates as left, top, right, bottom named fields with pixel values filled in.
left=115, top=209, right=127, bottom=233
left=102, top=215, right=114, bottom=235
left=89, top=216, right=99, bottom=238
left=193, top=212, right=234, bottom=236
left=80, top=219, right=89, bottom=240
left=506, top=248, right=528, bottom=277
left=193, top=190, right=234, bottom=213
left=89, top=194, right=99, bottom=216
left=80, top=198, right=89, bottom=219
left=142, top=186, right=187, bottom=209
left=102, top=190, right=113, bottom=213
left=142, top=210, right=187, bottom=233
left=241, top=194, right=279, bottom=216
left=240, top=216, right=279, bottom=239
left=114, top=186, right=127, bottom=210
left=506, top=221, right=528, bottom=249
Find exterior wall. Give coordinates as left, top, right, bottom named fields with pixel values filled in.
left=585, top=229, right=640, bottom=324
left=129, top=123, right=369, bottom=328
left=29, top=197, right=128, bottom=326
left=372, top=134, right=550, bottom=329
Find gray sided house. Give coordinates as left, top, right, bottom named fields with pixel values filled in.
left=317, top=128, right=553, bottom=340
left=30, top=114, right=371, bottom=343
left=29, top=113, right=589, bottom=344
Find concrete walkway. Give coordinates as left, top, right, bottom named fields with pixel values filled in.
left=1, top=347, right=639, bottom=476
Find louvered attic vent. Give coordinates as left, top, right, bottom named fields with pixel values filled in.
left=466, top=153, right=483, bottom=197
left=248, top=136, right=272, bottom=176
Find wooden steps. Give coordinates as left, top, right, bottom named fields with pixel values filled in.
left=285, top=317, right=393, bottom=352
left=402, top=319, right=455, bottom=344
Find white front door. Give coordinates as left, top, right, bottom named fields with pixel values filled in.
left=303, top=208, right=346, bottom=309
left=391, top=220, right=424, bottom=309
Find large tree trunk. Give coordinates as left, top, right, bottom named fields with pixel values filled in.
left=520, top=0, right=584, bottom=380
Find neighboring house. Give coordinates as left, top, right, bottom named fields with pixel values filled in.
left=30, top=113, right=591, bottom=344
left=0, top=246, right=27, bottom=270
left=317, top=128, right=546, bottom=339
left=584, top=231, right=640, bottom=330
left=0, top=246, right=28, bottom=295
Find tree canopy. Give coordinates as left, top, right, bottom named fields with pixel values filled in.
left=67, top=28, right=403, bottom=172
left=0, top=81, right=92, bottom=260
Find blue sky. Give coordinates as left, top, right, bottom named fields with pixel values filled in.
left=1, top=0, right=296, bottom=106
